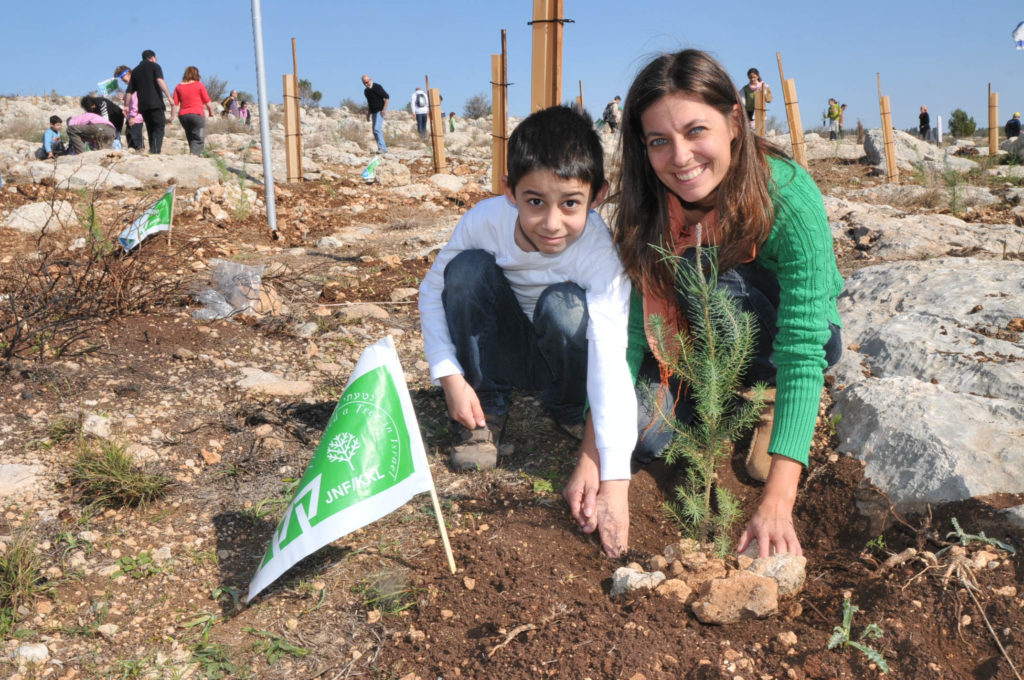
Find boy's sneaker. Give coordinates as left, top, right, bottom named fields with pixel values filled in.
left=450, top=414, right=507, bottom=472
left=554, top=419, right=584, bottom=442
left=744, top=388, right=776, bottom=482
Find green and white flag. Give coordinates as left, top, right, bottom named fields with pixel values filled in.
left=97, top=77, right=120, bottom=95
left=119, top=186, right=174, bottom=252
left=247, top=336, right=437, bottom=602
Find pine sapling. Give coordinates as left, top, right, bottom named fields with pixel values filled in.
left=650, top=240, right=768, bottom=554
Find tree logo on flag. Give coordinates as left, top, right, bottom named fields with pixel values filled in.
left=326, top=432, right=361, bottom=469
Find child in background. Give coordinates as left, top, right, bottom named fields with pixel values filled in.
left=239, top=101, right=251, bottom=128
left=448, top=111, right=456, bottom=133
left=116, top=64, right=145, bottom=150
left=418, top=105, right=634, bottom=473
left=35, top=115, right=65, bottom=159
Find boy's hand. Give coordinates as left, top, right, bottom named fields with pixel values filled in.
left=563, top=420, right=630, bottom=558
left=439, top=374, right=486, bottom=430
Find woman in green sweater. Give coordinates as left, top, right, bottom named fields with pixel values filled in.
left=564, top=49, right=843, bottom=559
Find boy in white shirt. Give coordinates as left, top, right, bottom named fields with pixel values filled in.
left=418, top=105, right=635, bottom=474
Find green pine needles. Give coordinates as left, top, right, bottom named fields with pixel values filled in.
left=651, top=241, right=768, bottom=556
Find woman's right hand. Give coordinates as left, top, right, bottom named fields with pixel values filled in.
left=439, top=374, right=485, bottom=430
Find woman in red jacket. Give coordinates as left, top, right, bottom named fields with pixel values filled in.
left=172, top=66, right=215, bottom=156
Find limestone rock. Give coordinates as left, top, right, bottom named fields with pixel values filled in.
left=2, top=200, right=75, bottom=233
left=236, top=368, right=313, bottom=396
left=83, top=413, right=112, bottom=439
left=609, top=567, right=665, bottom=597
left=11, top=643, right=49, bottom=663
left=691, top=571, right=778, bottom=624
left=746, top=553, right=807, bottom=598
left=340, top=303, right=389, bottom=322
left=0, top=464, right=44, bottom=499
left=657, top=578, right=692, bottom=603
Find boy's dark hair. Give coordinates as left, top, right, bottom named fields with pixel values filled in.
left=142, top=49, right=156, bottom=61
left=506, top=105, right=605, bottom=201
left=80, top=96, right=96, bottom=111
left=49, top=115, right=62, bottom=125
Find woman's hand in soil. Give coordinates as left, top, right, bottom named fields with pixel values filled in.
left=439, top=374, right=486, bottom=430
left=736, top=455, right=803, bottom=558
left=563, top=418, right=630, bottom=558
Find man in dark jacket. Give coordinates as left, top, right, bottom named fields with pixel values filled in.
left=1006, top=113, right=1021, bottom=139
left=362, top=74, right=389, bottom=153
left=126, top=50, right=173, bottom=154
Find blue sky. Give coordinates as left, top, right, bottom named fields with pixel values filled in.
left=3, top=1, right=1021, bottom=132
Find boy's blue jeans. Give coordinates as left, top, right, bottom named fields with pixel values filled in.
left=633, top=258, right=842, bottom=463
left=442, top=249, right=587, bottom=425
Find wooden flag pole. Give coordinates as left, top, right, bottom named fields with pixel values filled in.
left=989, top=84, right=999, bottom=155
left=428, top=486, right=457, bottom=573
left=167, top=187, right=175, bottom=247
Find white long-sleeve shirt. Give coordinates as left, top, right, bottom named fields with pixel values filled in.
left=418, top=195, right=637, bottom=480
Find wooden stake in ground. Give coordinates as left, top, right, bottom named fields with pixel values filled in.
left=167, top=185, right=176, bottom=247
left=754, top=87, right=766, bottom=137
left=490, top=31, right=509, bottom=195
left=776, top=53, right=807, bottom=169
left=426, top=76, right=447, bottom=174
left=282, top=73, right=301, bottom=182
left=575, top=80, right=583, bottom=112
left=877, top=73, right=899, bottom=182
left=989, top=84, right=999, bottom=155
left=530, top=0, right=569, bottom=112
left=291, top=38, right=303, bottom=179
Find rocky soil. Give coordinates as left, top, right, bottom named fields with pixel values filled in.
left=0, top=102, right=1023, bottom=679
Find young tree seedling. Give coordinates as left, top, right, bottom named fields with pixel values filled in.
left=828, top=594, right=890, bottom=674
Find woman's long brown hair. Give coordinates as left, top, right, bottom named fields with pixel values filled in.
left=613, top=49, right=785, bottom=301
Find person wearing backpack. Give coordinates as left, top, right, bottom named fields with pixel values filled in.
left=603, top=96, right=621, bottom=132
left=411, top=86, right=429, bottom=138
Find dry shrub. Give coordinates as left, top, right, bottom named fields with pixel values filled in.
left=205, top=116, right=247, bottom=136
left=0, top=117, right=45, bottom=143
left=384, top=203, right=432, bottom=231
left=0, top=191, right=192, bottom=360
left=335, top=120, right=366, bottom=145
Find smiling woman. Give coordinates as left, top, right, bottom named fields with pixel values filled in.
left=564, top=49, right=846, bottom=561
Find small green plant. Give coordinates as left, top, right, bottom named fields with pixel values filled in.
left=245, top=628, right=310, bottom=664
left=532, top=478, right=554, bottom=494
left=654, top=243, right=767, bottom=555
left=46, top=415, right=80, bottom=445
left=212, top=585, right=241, bottom=611
left=0, top=530, right=46, bottom=638
left=865, top=535, right=886, bottom=553
left=942, top=162, right=963, bottom=217
left=939, top=517, right=1016, bottom=555
left=828, top=595, right=890, bottom=673
left=353, top=570, right=418, bottom=615
left=70, top=438, right=173, bottom=508
left=112, top=551, right=161, bottom=579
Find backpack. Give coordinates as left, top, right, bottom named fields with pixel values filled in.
left=415, top=92, right=427, bottom=109
left=603, top=102, right=616, bottom=120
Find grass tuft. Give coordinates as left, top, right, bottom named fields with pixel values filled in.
left=353, top=570, right=418, bottom=615
left=71, top=439, right=172, bottom=508
left=0, top=530, right=47, bottom=637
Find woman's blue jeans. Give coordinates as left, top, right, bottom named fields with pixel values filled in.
left=442, top=249, right=588, bottom=425
left=633, top=258, right=842, bottom=463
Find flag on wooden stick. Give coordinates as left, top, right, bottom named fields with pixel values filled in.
left=247, top=336, right=454, bottom=603
left=119, top=186, right=175, bottom=252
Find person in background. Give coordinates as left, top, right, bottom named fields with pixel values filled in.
left=222, top=90, right=239, bottom=117
left=826, top=98, right=840, bottom=140
left=125, top=50, right=173, bottom=154
left=1005, top=112, right=1021, bottom=139
left=361, top=74, right=389, bottom=153
left=411, top=86, right=429, bottom=139
left=66, top=98, right=116, bottom=153
left=919, top=105, right=930, bottom=141
left=603, top=96, right=622, bottom=132
left=839, top=104, right=847, bottom=138
left=172, top=66, right=215, bottom=156
left=35, top=115, right=66, bottom=159
left=239, top=101, right=251, bottom=129
left=564, top=49, right=843, bottom=559
left=116, top=65, right=145, bottom=150
left=448, top=110, right=456, bottom=133
left=739, top=68, right=771, bottom=129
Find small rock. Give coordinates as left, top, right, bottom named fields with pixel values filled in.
left=83, top=414, right=112, bottom=439
left=657, top=578, right=692, bottom=603
left=295, top=321, right=319, bottom=338
left=407, top=627, right=426, bottom=643
left=285, top=618, right=299, bottom=630
left=254, top=424, right=274, bottom=437
left=97, top=623, right=119, bottom=640
left=12, top=643, right=49, bottom=663
left=971, top=550, right=999, bottom=571
left=609, top=567, right=666, bottom=597
left=340, top=303, right=390, bottom=322
left=200, top=448, right=222, bottom=465
left=993, top=585, right=1017, bottom=597
left=126, top=444, right=158, bottom=464
left=647, top=554, right=668, bottom=572
left=390, top=287, right=418, bottom=302
left=746, top=553, right=807, bottom=598
left=463, top=577, right=476, bottom=590
left=776, top=631, right=798, bottom=648
left=367, top=610, right=381, bottom=623
left=441, top=609, right=454, bottom=619
left=691, top=571, right=779, bottom=624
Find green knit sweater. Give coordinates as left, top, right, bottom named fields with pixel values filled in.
left=625, top=155, right=844, bottom=466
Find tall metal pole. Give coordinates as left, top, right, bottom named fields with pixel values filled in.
left=251, top=0, right=278, bottom=236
